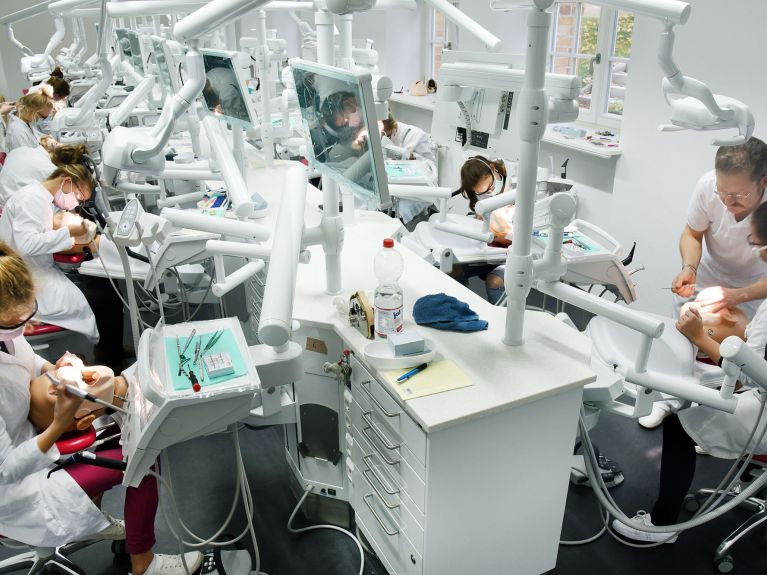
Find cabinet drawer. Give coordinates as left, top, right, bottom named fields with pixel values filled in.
left=352, top=465, right=424, bottom=570
left=352, top=419, right=426, bottom=517
left=350, top=360, right=427, bottom=470
left=351, top=396, right=425, bottom=483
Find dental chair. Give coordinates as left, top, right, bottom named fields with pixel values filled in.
left=0, top=424, right=125, bottom=575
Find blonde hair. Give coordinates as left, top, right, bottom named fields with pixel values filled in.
left=47, top=144, right=94, bottom=190
left=16, top=92, right=51, bottom=123
left=0, top=241, right=35, bottom=312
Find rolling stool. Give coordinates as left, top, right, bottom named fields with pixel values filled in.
left=0, top=425, right=125, bottom=575
left=684, top=454, right=767, bottom=573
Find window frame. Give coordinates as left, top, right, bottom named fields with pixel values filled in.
left=425, top=5, right=454, bottom=82
left=548, top=2, right=632, bottom=130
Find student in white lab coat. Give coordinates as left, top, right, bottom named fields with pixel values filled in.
left=642, top=138, right=767, bottom=429
left=4, top=92, right=57, bottom=153
left=0, top=242, right=202, bottom=575
left=612, top=201, right=767, bottom=544
left=0, top=144, right=55, bottom=208
left=0, top=147, right=124, bottom=367
left=381, top=112, right=438, bottom=224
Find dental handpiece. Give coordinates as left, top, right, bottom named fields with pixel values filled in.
left=44, top=372, right=130, bottom=415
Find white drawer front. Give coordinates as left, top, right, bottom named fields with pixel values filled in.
left=350, top=358, right=427, bottom=469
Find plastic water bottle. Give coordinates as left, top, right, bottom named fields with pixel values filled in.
left=374, top=238, right=404, bottom=338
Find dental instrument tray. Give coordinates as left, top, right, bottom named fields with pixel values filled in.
left=363, top=338, right=435, bottom=371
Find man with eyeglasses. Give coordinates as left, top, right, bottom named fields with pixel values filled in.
left=640, top=138, right=767, bottom=429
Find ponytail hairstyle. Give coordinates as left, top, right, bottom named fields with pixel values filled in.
left=47, top=143, right=95, bottom=192
left=0, top=241, right=35, bottom=315
left=46, top=76, right=71, bottom=100
left=16, top=92, right=51, bottom=123
left=456, top=156, right=507, bottom=212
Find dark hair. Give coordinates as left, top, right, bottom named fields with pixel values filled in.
left=49, top=66, right=64, bottom=79
left=715, top=136, right=767, bottom=183
left=47, top=143, right=94, bottom=190
left=50, top=143, right=88, bottom=168
left=456, top=156, right=507, bottom=212
left=752, top=201, right=767, bottom=244
left=47, top=76, right=70, bottom=98
left=382, top=111, right=397, bottom=136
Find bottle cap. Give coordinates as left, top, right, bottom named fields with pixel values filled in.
left=383, top=238, right=394, bottom=248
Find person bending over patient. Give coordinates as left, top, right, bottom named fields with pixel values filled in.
left=612, top=202, right=767, bottom=543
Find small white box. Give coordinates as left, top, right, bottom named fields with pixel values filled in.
left=387, top=331, right=425, bottom=357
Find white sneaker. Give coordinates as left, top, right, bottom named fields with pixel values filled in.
left=134, top=552, right=203, bottom=575
left=638, top=403, right=673, bottom=429
left=79, top=512, right=125, bottom=541
left=612, top=511, right=678, bottom=543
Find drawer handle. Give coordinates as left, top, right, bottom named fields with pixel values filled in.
left=359, top=380, right=400, bottom=418
left=363, top=468, right=400, bottom=509
left=362, top=426, right=400, bottom=465
left=363, top=454, right=399, bottom=495
left=363, top=494, right=399, bottom=536
left=361, top=411, right=400, bottom=451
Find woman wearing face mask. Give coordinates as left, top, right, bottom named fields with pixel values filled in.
left=0, top=242, right=203, bottom=575
left=453, top=155, right=515, bottom=304
left=4, top=93, right=57, bottom=153
left=0, top=143, right=85, bottom=209
left=0, top=157, right=125, bottom=369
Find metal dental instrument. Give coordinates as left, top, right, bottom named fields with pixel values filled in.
left=44, top=372, right=130, bottom=415
left=202, top=329, right=224, bottom=354
left=180, top=328, right=197, bottom=357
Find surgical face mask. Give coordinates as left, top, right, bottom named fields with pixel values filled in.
left=0, top=326, right=24, bottom=342
left=346, top=110, right=363, bottom=128
left=489, top=175, right=504, bottom=197
left=35, top=113, right=53, bottom=134
left=53, top=180, right=80, bottom=211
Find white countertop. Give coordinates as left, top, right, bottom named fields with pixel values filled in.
left=245, top=156, right=596, bottom=433
left=389, top=92, right=437, bottom=112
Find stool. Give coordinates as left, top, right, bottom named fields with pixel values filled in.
left=0, top=426, right=121, bottom=575
left=685, top=454, right=767, bottom=573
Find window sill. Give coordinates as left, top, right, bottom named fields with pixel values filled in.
left=389, top=92, right=437, bottom=112
left=541, top=124, right=623, bottom=159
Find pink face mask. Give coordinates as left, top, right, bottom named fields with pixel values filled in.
left=53, top=181, right=79, bottom=211
left=0, top=326, right=24, bottom=342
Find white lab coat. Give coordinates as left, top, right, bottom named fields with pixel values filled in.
left=0, top=145, right=55, bottom=208
left=4, top=114, right=41, bottom=152
left=386, top=121, right=438, bottom=223
left=0, top=335, right=109, bottom=546
left=675, top=170, right=767, bottom=318
left=680, top=298, right=767, bottom=458
left=0, top=181, right=98, bottom=340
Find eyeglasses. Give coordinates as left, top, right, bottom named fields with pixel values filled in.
left=747, top=234, right=767, bottom=253
left=0, top=300, right=38, bottom=330
left=714, top=185, right=757, bottom=202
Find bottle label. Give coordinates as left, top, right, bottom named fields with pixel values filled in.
left=374, top=305, right=403, bottom=338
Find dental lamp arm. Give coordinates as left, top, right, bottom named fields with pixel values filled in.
left=107, top=75, right=155, bottom=127
left=720, top=336, right=767, bottom=395
left=30, top=17, right=66, bottom=65
left=4, top=25, right=34, bottom=57
left=421, top=0, right=501, bottom=52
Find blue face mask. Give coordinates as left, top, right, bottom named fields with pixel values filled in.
left=35, top=114, right=53, bottom=134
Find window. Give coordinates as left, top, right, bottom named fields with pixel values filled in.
left=548, top=2, right=634, bottom=127
left=427, top=8, right=450, bottom=81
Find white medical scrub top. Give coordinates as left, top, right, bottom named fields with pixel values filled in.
left=4, top=114, right=41, bottom=152
left=0, top=335, right=109, bottom=546
left=685, top=169, right=767, bottom=317
left=387, top=121, right=438, bottom=223
left=680, top=298, right=767, bottom=458
left=0, top=181, right=98, bottom=340
left=0, top=145, right=55, bottom=208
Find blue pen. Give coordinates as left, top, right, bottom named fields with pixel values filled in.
left=397, top=363, right=428, bottom=383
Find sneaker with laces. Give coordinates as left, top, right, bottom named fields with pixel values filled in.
left=79, top=512, right=125, bottom=542
left=611, top=511, right=678, bottom=543
left=638, top=403, right=673, bottom=429
left=132, top=552, right=203, bottom=575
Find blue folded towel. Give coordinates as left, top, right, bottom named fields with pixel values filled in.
left=413, top=293, right=488, bottom=332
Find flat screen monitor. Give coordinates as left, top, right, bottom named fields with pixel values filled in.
left=151, top=36, right=180, bottom=97
left=200, top=49, right=256, bottom=127
left=290, top=59, right=391, bottom=210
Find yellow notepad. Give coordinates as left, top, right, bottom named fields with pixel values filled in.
left=382, top=360, right=473, bottom=401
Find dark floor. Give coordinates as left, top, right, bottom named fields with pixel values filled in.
left=3, top=411, right=766, bottom=575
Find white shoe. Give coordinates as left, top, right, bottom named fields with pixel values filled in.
left=695, top=444, right=710, bottom=455
left=79, top=512, right=125, bottom=542
left=612, top=511, right=678, bottom=543
left=133, top=552, right=203, bottom=575
left=638, top=403, right=673, bottom=429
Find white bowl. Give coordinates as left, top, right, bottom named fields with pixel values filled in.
left=363, top=339, right=435, bottom=371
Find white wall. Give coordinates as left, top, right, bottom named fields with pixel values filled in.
left=455, top=1, right=528, bottom=54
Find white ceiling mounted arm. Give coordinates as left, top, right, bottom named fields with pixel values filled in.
left=4, top=24, right=35, bottom=57
left=422, top=0, right=502, bottom=52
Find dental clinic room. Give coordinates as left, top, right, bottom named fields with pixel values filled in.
left=2, top=1, right=767, bottom=574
